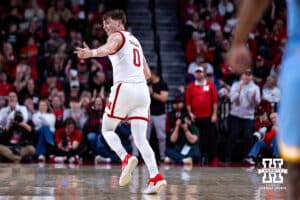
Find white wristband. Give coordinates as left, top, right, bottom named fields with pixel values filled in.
left=91, top=49, right=97, bottom=57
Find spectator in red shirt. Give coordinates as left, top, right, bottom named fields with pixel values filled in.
left=243, top=112, right=279, bottom=165
left=185, top=66, right=218, bottom=163
left=49, top=117, right=84, bottom=164
left=46, top=14, right=67, bottom=39
left=40, top=71, right=64, bottom=98
left=0, top=71, right=14, bottom=96
left=185, top=31, right=200, bottom=63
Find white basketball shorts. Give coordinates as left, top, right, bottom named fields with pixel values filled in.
left=105, top=82, right=150, bottom=121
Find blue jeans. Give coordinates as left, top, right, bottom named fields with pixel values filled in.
left=87, top=132, right=98, bottom=152
left=165, top=147, right=201, bottom=163
left=248, top=137, right=279, bottom=158
left=95, top=134, right=132, bottom=162
left=35, top=126, right=54, bottom=156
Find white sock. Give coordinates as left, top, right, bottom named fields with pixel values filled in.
left=131, top=120, right=159, bottom=178
left=102, top=131, right=127, bottom=161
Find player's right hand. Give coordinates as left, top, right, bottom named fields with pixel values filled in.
left=73, top=42, right=92, bottom=59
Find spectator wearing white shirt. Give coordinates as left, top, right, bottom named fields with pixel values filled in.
left=0, top=91, right=28, bottom=131
left=32, top=100, right=56, bottom=161
left=262, top=75, right=280, bottom=110
left=226, top=69, right=261, bottom=161
left=187, top=54, right=205, bottom=76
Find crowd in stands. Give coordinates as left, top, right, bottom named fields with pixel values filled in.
left=0, top=0, right=128, bottom=164
left=0, top=0, right=285, bottom=166
left=174, top=0, right=284, bottom=164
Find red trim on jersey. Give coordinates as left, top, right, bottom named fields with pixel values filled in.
left=110, top=83, right=122, bottom=116
left=109, top=31, right=126, bottom=55
left=127, top=116, right=149, bottom=122
left=127, top=110, right=150, bottom=122
left=107, top=114, right=126, bottom=120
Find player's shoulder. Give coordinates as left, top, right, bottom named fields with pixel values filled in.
left=109, top=31, right=125, bottom=40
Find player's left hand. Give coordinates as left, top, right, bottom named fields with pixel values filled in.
left=227, top=44, right=252, bottom=75
left=74, top=42, right=92, bottom=58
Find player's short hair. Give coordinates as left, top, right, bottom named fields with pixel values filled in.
left=103, top=9, right=126, bottom=25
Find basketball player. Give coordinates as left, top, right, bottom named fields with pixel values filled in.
left=74, top=10, right=166, bottom=194
left=227, top=1, right=300, bottom=199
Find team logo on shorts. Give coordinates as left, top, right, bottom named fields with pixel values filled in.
left=258, top=158, right=288, bottom=184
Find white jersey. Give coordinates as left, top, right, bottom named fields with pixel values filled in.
left=108, top=31, right=146, bottom=84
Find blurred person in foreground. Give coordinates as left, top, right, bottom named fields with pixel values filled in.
left=227, top=0, right=300, bottom=198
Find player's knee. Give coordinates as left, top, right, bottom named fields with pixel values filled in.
left=101, top=114, right=120, bottom=133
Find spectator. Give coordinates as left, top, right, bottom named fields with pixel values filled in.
left=187, top=54, right=205, bottom=79
left=0, top=91, right=29, bottom=130
left=76, top=59, right=90, bottom=89
left=147, top=68, right=169, bottom=161
left=243, top=112, right=279, bottom=165
left=262, top=75, right=280, bottom=110
left=32, top=100, right=56, bottom=162
left=23, top=97, right=35, bottom=120
left=95, top=122, right=132, bottom=163
left=254, top=110, right=272, bottom=132
left=226, top=69, right=261, bottom=161
left=48, top=54, right=66, bottom=79
left=68, top=80, right=81, bottom=101
left=18, top=78, right=39, bottom=107
left=83, top=97, right=104, bottom=155
left=0, top=71, right=14, bottom=97
left=0, top=110, right=35, bottom=162
left=0, top=96, right=6, bottom=110
left=13, top=63, right=31, bottom=93
left=40, top=71, right=64, bottom=98
left=165, top=97, right=185, bottom=135
left=6, top=22, right=20, bottom=52
left=51, top=95, right=64, bottom=128
left=63, top=98, right=87, bottom=130
left=49, top=118, right=84, bottom=164
left=24, top=0, right=45, bottom=23
left=185, top=31, right=201, bottom=63
left=47, top=0, right=73, bottom=23
left=46, top=14, right=67, bottom=39
left=185, top=66, right=218, bottom=163
left=165, top=112, right=200, bottom=165
left=180, top=0, right=198, bottom=23
left=1, top=42, right=18, bottom=78
left=20, top=35, right=39, bottom=59
left=88, top=70, right=106, bottom=99
left=253, top=55, right=271, bottom=86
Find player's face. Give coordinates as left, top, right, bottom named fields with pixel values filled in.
left=103, top=18, right=122, bottom=35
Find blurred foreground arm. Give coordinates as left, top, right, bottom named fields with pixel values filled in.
left=227, top=0, right=270, bottom=74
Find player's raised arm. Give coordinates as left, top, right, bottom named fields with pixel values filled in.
left=227, top=0, right=270, bottom=74
left=74, top=32, right=123, bottom=58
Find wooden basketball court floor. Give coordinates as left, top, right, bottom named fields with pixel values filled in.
left=0, top=163, right=287, bottom=200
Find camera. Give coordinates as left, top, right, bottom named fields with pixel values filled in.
left=253, top=127, right=267, bottom=140
left=14, top=111, right=23, bottom=123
